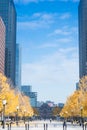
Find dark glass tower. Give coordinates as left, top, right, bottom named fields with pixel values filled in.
left=15, top=44, right=21, bottom=90
left=78, top=0, right=87, bottom=78
left=0, top=0, right=16, bottom=85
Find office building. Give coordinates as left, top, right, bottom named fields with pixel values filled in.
left=0, top=17, right=5, bottom=74
left=15, top=44, right=21, bottom=90
left=0, top=0, right=17, bottom=85
left=76, top=82, right=79, bottom=90
left=78, top=0, right=87, bottom=78
left=21, top=85, right=37, bottom=107
left=46, top=101, right=55, bottom=107
left=58, top=103, right=64, bottom=108
left=21, top=85, right=32, bottom=93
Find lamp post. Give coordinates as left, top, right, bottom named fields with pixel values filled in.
left=80, top=107, right=83, bottom=118
left=71, top=110, right=73, bottom=123
left=80, top=106, right=83, bottom=125
left=16, top=106, right=19, bottom=126
left=2, top=100, right=7, bottom=129
left=65, top=111, right=68, bottom=121
left=24, top=110, right=26, bottom=124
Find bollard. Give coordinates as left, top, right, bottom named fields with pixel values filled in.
left=85, top=124, right=87, bottom=130
left=2, top=120, right=5, bottom=129
left=83, top=125, right=84, bottom=130
left=46, top=124, right=48, bottom=130
left=9, top=122, right=11, bottom=130
left=85, top=124, right=86, bottom=130
left=28, top=123, right=29, bottom=130
left=25, top=124, right=27, bottom=130
left=44, top=124, right=45, bottom=130
left=7, top=124, right=9, bottom=130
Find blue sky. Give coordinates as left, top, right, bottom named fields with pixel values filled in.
left=14, top=0, right=80, bottom=103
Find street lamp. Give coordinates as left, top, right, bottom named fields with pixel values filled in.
left=24, top=109, right=26, bottom=124
left=2, top=100, right=7, bottom=129
left=16, top=106, right=19, bottom=126
left=80, top=106, right=83, bottom=118
left=80, top=106, right=83, bottom=125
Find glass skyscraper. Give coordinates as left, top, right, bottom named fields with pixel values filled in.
left=15, top=44, right=21, bottom=90
left=0, top=0, right=16, bottom=85
left=0, top=17, right=5, bottom=74
left=78, top=0, right=87, bottom=78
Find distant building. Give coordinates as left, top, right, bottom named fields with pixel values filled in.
left=0, top=17, right=5, bottom=74
left=21, top=85, right=32, bottom=92
left=37, top=101, right=44, bottom=107
left=39, top=103, right=52, bottom=119
left=76, top=82, right=79, bottom=90
left=0, top=0, right=17, bottom=85
left=28, top=92, right=37, bottom=107
left=78, top=0, right=87, bottom=78
left=15, top=44, right=21, bottom=90
left=21, top=85, right=37, bottom=107
left=58, top=103, right=64, bottom=108
left=46, top=101, right=55, bottom=107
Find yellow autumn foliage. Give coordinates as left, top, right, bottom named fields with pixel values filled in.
left=52, top=106, right=61, bottom=116
left=17, top=91, right=33, bottom=117
left=0, top=73, right=33, bottom=117
left=60, top=76, right=87, bottom=118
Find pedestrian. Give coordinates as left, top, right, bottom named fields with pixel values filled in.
left=50, top=118, right=52, bottom=123
left=63, top=120, right=67, bottom=130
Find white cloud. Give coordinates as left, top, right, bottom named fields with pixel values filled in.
left=60, top=13, right=71, bottom=19
left=14, top=0, right=79, bottom=4
left=60, top=0, right=79, bottom=2
left=17, top=13, right=72, bottom=30
left=56, top=37, right=72, bottom=43
left=48, top=26, right=78, bottom=41
left=22, top=47, right=79, bottom=103
left=14, top=0, right=56, bottom=4
left=14, top=0, right=38, bottom=4
left=17, top=13, right=56, bottom=29
left=37, top=43, right=59, bottom=49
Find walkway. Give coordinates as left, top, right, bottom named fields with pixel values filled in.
left=0, top=120, right=84, bottom=130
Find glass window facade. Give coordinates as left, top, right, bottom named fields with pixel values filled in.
left=0, top=17, right=5, bottom=74
left=15, top=44, right=21, bottom=90
left=21, top=85, right=37, bottom=107
left=79, top=0, right=87, bottom=78
left=0, top=0, right=17, bottom=85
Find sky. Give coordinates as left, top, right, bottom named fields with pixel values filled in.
left=14, top=0, right=80, bottom=104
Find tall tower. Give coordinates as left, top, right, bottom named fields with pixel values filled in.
left=78, top=0, right=87, bottom=78
left=0, top=0, right=16, bottom=85
left=15, top=44, right=21, bottom=90
left=0, top=17, right=5, bottom=74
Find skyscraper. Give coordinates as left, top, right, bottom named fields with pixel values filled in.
left=78, top=0, right=87, bottom=78
left=0, top=17, right=5, bottom=74
left=15, top=44, right=21, bottom=90
left=0, top=0, right=16, bottom=85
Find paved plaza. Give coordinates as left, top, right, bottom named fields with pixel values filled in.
left=0, top=127, right=83, bottom=130
left=0, top=120, right=84, bottom=130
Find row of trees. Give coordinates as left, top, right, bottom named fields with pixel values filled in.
left=60, top=76, right=87, bottom=118
left=0, top=73, right=33, bottom=117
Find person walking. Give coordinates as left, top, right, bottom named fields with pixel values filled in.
left=63, top=120, right=67, bottom=130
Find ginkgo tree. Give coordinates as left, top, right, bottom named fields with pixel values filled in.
left=60, top=75, right=87, bottom=118
left=0, top=73, right=33, bottom=117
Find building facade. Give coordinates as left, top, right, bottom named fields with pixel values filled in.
left=78, top=0, right=87, bottom=78
left=21, top=85, right=32, bottom=93
left=0, top=17, right=5, bottom=74
left=15, top=44, right=21, bottom=90
left=21, top=85, right=37, bottom=107
left=0, top=0, right=17, bottom=85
